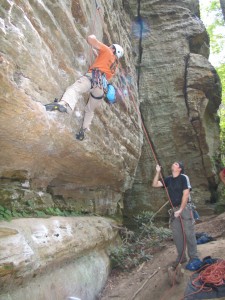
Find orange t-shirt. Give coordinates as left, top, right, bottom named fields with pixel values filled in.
left=89, top=43, right=118, bottom=80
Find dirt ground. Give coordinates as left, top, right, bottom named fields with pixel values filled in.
left=98, top=213, right=225, bottom=300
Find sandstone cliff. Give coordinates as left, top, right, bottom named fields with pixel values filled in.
left=0, top=0, right=222, bottom=299
left=0, top=216, right=118, bottom=299
left=0, top=0, right=142, bottom=216
left=0, top=0, right=221, bottom=218
left=124, top=0, right=221, bottom=221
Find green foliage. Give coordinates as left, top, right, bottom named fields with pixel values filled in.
left=204, top=0, right=225, bottom=57
left=0, top=205, right=83, bottom=222
left=26, top=200, right=35, bottom=208
left=217, top=63, right=225, bottom=163
left=11, top=209, right=23, bottom=218
left=207, top=0, right=224, bottom=21
left=200, top=0, right=225, bottom=163
left=215, top=186, right=225, bottom=213
left=3, top=264, right=14, bottom=270
left=215, top=202, right=225, bottom=213
left=109, top=211, right=172, bottom=271
left=216, top=169, right=225, bottom=213
left=133, top=211, right=155, bottom=226
left=0, top=205, right=12, bottom=221
left=35, top=210, right=48, bottom=217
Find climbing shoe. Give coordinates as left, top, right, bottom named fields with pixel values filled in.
left=45, top=102, right=67, bottom=113
left=76, top=129, right=85, bottom=141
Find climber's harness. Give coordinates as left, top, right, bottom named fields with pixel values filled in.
left=85, top=68, right=108, bottom=100
left=168, top=206, right=180, bottom=222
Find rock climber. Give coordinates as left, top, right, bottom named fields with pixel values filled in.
left=152, top=161, right=200, bottom=269
left=45, top=34, right=124, bottom=141
left=219, top=167, right=225, bottom=185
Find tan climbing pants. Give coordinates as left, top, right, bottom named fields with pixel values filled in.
left=61, top=74, right=104, bottom=129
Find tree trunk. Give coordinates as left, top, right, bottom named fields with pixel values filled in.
left=220, top=0, right=225, bottom=22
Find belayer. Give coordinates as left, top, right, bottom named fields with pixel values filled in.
left=152, top=162, right=201, bottom=271
left=45, top=34, right=124, bottom=141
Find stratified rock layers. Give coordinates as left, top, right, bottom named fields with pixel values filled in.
left=0, top=217, right=118, bottom=300
left=0, top=0, right=142, bottom=215
left=124, top=0, right=221, bottom=219
left=0, top=0, right=222, bottom=299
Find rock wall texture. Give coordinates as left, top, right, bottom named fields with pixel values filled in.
left=0, top=0, right=142, bottom=216
left=0, top=216, right=118, bottom=300
left=0, top=0, right=221, bottom=218
left=0, top=0, right=222, bottom=298
left=124, top=0, right=222, bottom=221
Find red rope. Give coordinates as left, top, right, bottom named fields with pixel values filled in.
left=88, top=6, right=188, bottom=294
left=118, top=65, right=188, bottom=300
left=119, top=66, right=175, bottom=206
left=193, top=260, right=225, bottom=289
left=179, top=260, right=225, bottom=299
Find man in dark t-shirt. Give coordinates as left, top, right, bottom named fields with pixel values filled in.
left=152, top=161, right=199, bottom=268
left=164, top=174, right=189, bottom=207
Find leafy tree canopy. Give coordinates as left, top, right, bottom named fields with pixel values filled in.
left=200, top=0, right=225, bottom=163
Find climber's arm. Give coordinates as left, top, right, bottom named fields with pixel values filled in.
left=87, top=35, right=102, bottom=50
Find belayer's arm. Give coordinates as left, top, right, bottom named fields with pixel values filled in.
left=152, top=165, right=163, bottom=188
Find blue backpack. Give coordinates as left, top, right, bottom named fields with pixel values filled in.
left=196, top=232, right=214, bottom=244
left=106, top=84, right=116, bottom=104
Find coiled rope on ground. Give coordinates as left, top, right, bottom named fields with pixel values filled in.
left=192, top=260, right=225, bottom=291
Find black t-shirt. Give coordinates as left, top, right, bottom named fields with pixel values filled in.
left=163, top=174, right=189, bottom=207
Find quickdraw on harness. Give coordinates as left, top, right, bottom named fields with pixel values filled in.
left=86, top=68, right=116, bottom=103
left=92, top=68, right=107, bottom=89
left=85, top=68, right=107, bottom=100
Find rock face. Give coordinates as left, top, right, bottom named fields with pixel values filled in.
left=124, top=0, right=221, bottom=221
left=0, top=217, right=118, bottom=300
left=0, top=0, right=222, bottom=299
left=0, top=0, right=221, bottom=216
left=0, top=0, right=142, bottom=216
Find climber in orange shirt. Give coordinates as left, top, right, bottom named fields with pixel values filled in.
left=45, top=34, right=124, bottom=141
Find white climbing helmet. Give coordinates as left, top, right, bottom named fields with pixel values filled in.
left=112, top=44, right=124, bottom=59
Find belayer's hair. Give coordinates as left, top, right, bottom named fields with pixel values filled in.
left=177, top=161, right=185, bottom=174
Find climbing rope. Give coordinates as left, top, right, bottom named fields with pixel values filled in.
left=193, top=260, right=225, bottom=290
left=119, top=66, right=188, bottom=294
left=119, top=65, right=182, bottom=207
left=84, top=5, right=194, bottom=300
left=89, top=5, right=188, bottom=296
left=117, top=67, right=188, bottom=300
left=180, top=260, right=225, bottom=299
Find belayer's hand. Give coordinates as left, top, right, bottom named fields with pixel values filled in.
left=156, top=164, right=161, bottom=172
left=174, top=209, right=182, bottom=218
